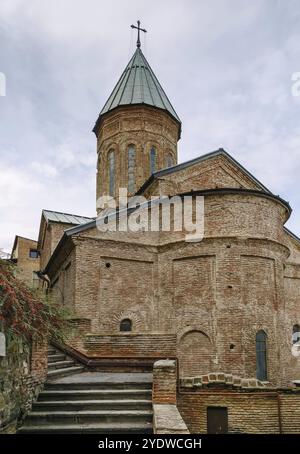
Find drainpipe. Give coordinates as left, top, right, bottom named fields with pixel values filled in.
left=36, top=271, right=50, bottom=290
left=37, top=271, right=65, bottom=308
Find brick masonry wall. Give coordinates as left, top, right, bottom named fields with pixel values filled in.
left=162, top=236, right=290, bottom=385
left=71, top=237, right=158, bottom=333
left=141, top=154, right=265, bottom=199
left=153, top=359, right=177, bottom=405
left=13, top=237, right=39, bottom=286
left=178, top=391, right=280, bottom=434
left=40, top=222, right=74, bottom=271
left=95, top=105, right=179, bottom=206
left=30, top=337, right=48, bottom=382
left=279, top=393, right=300, bottom=433
left=177, top=389, right=300, bottom=434
left=48, top=226, right=298, bottom=386
left=51, top=248, right=76, bottom=309
left=45, top=158, right=300, bottom=387
left=84, top=334, right=176, bottom=357
left=282, top=259, right=300, bottom=383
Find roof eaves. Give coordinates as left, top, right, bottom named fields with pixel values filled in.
left=11, top=236, right=18, bottom=255
left=284, top=226, right=300, bottom=244
left=64, top=219, right=97, bottom=236
left=11, top=235, right=37, bottom=255
left=94, top=103, right=181, bottom=139
left=13, top=235, right=37, bottom=244
left=221, top=150, right=270, bottom=193
left=44, top=187, right=291, bottom=275
left=43, top=232, right=68, bottom=275
left=42, top=209, right=93, bottom=224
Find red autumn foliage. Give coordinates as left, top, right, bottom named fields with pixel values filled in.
left=0, top=259, right=69, bottom=342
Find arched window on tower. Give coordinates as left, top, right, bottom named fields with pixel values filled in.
left=120, top=318, right=132, bottom=332
left=97, top=153, right=102, bottom=190
left=293, top=324, right=300, bottom=344
left=128, top=145, right=136, bottom=193
left=256, top=330, right=267, bottom=381
left=165, top=153, right=173, bottom=168
left=150, top=146, right=157, bottom=174
left=108, top=149, right=115, bottom=197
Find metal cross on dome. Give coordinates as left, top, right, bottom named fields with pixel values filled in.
left=131, top=20, right=147, bottom=48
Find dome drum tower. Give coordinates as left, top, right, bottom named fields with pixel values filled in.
left=93, top=45, right=181, bottom=208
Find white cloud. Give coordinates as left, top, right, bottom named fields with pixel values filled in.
left=1, top=0, right=300, bottom=252
left=31, top=162, right=58, bottom=178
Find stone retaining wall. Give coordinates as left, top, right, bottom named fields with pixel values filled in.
left=0, top=336, right=47, bottom=433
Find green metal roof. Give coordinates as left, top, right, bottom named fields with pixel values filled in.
left=93, top=48, right=181, bottom=134
left=42, top=210, right=94, bottom=225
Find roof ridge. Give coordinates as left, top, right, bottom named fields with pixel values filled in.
left=136, top=148, right=271, bottom=195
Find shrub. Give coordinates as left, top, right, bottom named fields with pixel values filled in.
left=0, top=259, right=70, bottom=343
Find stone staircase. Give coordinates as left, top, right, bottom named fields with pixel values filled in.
left=19, top=346, right=153, bottom=434
left=47, top=345, right=84, bottom=380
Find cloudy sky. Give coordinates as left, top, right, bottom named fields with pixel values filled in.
left=0, top=0, right=300, bottom=252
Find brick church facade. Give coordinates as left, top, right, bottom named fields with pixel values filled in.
left=12, top=44, right=300, bottom=433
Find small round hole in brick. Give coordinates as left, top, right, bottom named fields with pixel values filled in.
left=105, top=263, right=111, bottom=269
left=226, top=244, right=231, bottom=249
left=230, top=344, right=235, bottom=350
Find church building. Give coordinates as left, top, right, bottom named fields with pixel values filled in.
left=12, top=27, right=300, bottom=434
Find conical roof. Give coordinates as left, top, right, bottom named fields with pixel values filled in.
left=93, top=48, right=181, bottom=136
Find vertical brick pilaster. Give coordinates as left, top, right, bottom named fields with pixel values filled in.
left=30, top=336, right=48, bottom=381
left=153, top=359, right=177, bottom=405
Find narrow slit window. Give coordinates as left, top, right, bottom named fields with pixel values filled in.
left=128, top=145, right=136, bottom=193
left=108, top=149, right=115, bottom=196
left=256, top=330, right=267, bottom=381
left=165, top=153, right=173, bottom=168
left=150, top=147, right=157, bottom=174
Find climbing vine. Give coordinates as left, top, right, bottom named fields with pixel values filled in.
left=0, top=259, right=70, bottom=343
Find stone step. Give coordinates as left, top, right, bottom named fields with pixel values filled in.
left=26, top=410, right=153, bottom=425
left=47, top=348, right=57, bottom=355
left=39, top=389, right=152, bottom=401
left=48, top=360, right=75, bottom=370
left=44, top=381, right=152, bottom=391
left=33, top=399, right=152, bottom=411
left=48, top=354, right=66, bottom=363
left=18, top=421, right=153, bottom=434
left=47, top=366, right=84, bottom=379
